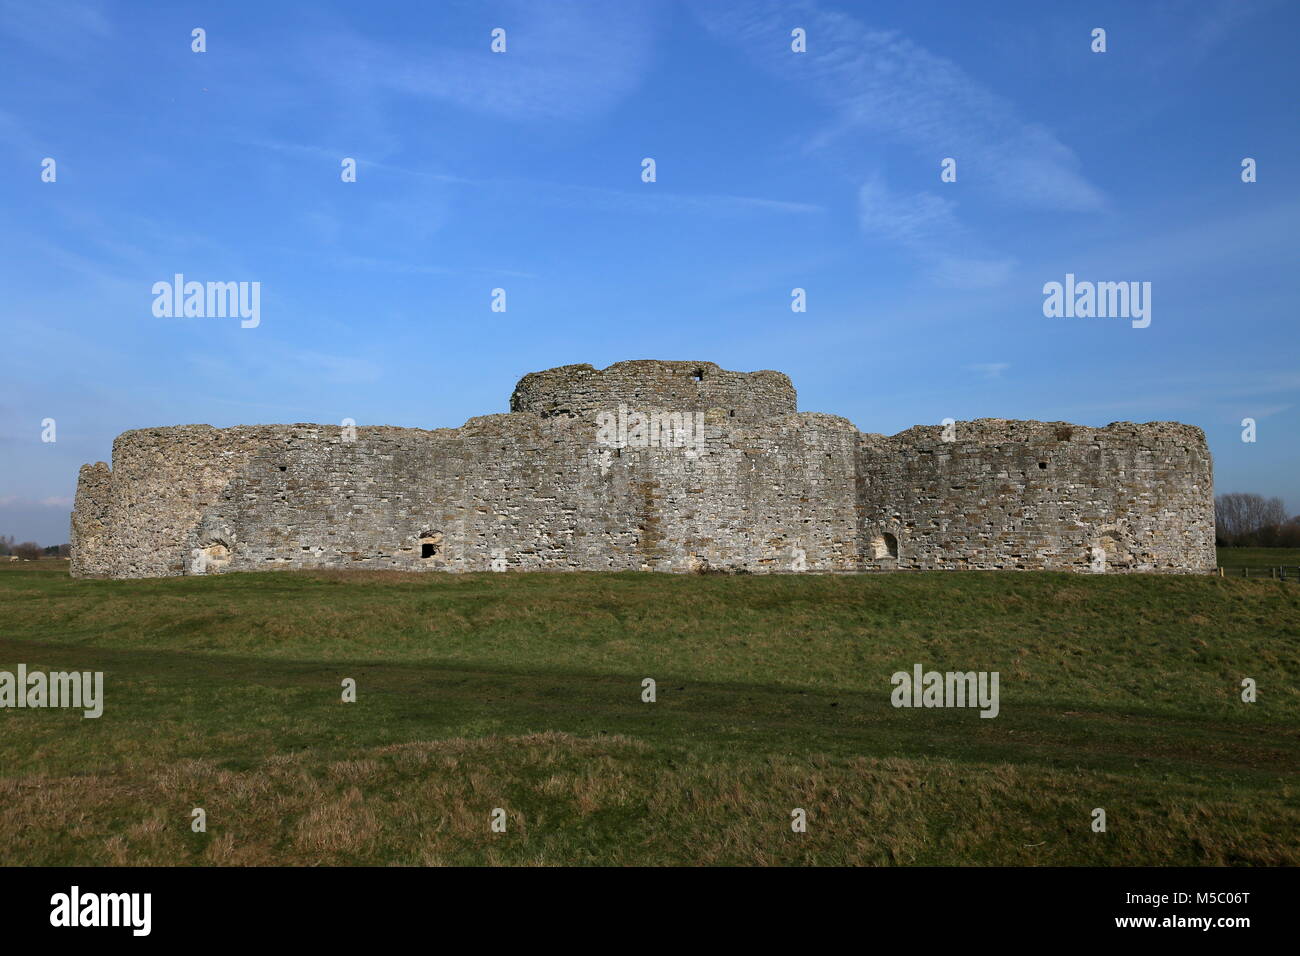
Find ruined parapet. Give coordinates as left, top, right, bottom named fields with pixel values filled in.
left=856, top=419, right=1215, bottom=573
left=508, top=360, right=796, bottom=423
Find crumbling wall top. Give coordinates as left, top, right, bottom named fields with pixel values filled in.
left=858, top=418, right=1209, bottom=451
left=508, top=360, right=796, bottom=422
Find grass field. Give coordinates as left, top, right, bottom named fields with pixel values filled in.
left=1217, top=547, right=1300, bottom=568
left=1, top=559, right=1297, bottom=866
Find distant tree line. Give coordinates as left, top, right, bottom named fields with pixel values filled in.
left=1215, top=493, right=1300, bottom=547
left=0, top=535, right=69, bottom=559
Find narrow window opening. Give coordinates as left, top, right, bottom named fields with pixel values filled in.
left=1038, top=461, right=1047, bottom=470
left=691, top=368, right=704, bottom=382
left=418, top=530, right=443, bottom=561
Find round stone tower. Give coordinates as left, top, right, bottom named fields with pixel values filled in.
left=508, top=360, right=796, bottom=423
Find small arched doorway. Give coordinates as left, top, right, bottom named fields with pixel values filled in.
left=870, top=532, right=899, bottom=561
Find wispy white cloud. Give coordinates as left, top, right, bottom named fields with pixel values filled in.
left=1047, top=195, right=1300, bottom=281
left=690, top=0, right=1106, bottom=213
left=0, top=495, right=74, bottom=509
left=240, top=139, right=477, bottom=186
left=247, top=142, right=821, bottom=223
left=0, top=109, right=43, bottom=155
left=1150, top=0, right=1279, bottom=69
left=857, top=176, right=1016, bottom=289
left=858, top=180, right=960, bottom=246
left=298, top=0, right=661, bottom=124
left=931, top=256, right=1017, bottom=290
left=523, top=180, right=822, bottom=217
left=967, top=362, right=1010, bottom=379
left=1056, top=369, right=1300, bottom=423
left=0, top=0, right=110, bottom=58
left=292, top=350, right=383, bottom=386
left=186, top=347, right=383, bottom=389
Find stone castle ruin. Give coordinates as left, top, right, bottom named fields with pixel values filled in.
left=70, top=360, right=1216, bottom=578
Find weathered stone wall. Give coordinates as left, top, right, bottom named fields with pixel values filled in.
left=72, top=410, right=860, bottom=576
left=68, top=462, right=111, bottom=577
left=509, top=360, right=796, bottom=423
left=70, top=362, right=1215, bottom=578
left=856, top=419, right=1215, bottom=573
left=71, top=426, right=272, bottom=578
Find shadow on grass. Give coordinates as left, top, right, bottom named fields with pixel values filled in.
left=3, top=635, right=1295, bottom=789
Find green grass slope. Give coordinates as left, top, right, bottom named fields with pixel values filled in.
left=1, top=562, right=1297, bottom=865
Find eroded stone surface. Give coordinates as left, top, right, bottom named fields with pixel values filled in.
left=70, top=360, right=1215, bottom=578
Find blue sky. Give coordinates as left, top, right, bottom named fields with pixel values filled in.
left=2, top=0, right=1297, bottom=545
